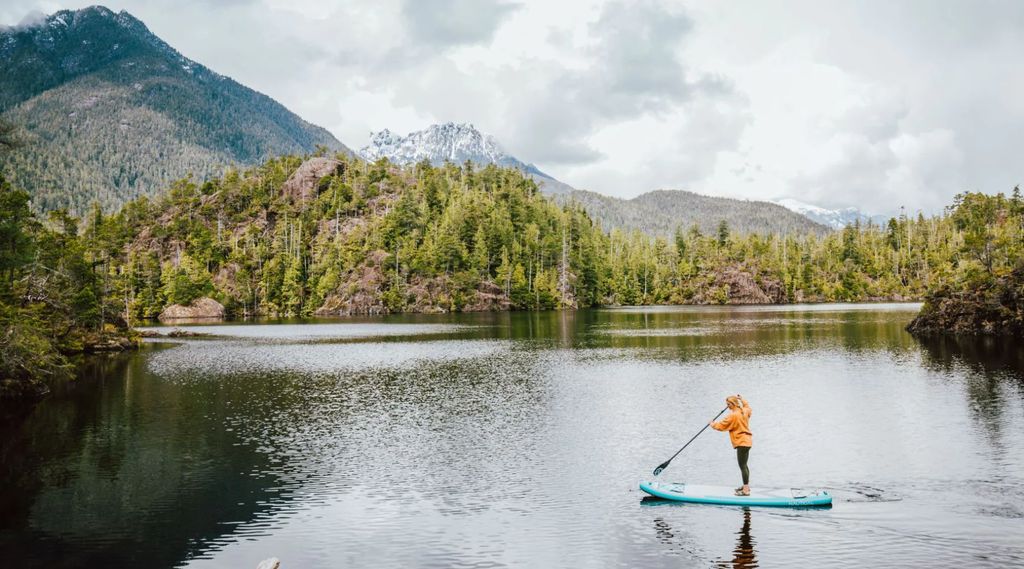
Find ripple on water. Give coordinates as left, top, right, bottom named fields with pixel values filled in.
left=146, top=338, right=512, bottom=379
left=7, top=308, right=1024, bottom=569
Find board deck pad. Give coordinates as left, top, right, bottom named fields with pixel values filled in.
left=640, top=481, right=832, bottom=507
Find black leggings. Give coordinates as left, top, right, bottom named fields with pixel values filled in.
left=736, top=446, right=751, bottom=485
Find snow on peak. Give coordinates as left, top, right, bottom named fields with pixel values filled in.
left=359, top=122, right=573, bottom=194
left=361, top=122, right=512, bottom=166
left=775, top=198, right=889, bottom=230
left=367, top=128, right=401, bottom=150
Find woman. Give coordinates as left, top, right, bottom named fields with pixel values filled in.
left=710, top=394, right=753, bottom=496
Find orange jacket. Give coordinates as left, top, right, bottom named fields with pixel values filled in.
left=712, top=400, right=753, bottom=448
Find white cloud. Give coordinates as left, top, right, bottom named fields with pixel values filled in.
left=684, top=1, right=1024, bottom=213
left=4, top=0, right=1023, bottom=214
left=401, top=0, right=519, bottom=49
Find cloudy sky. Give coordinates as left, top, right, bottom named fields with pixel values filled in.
left=4, top=0, right=1023, bottom=213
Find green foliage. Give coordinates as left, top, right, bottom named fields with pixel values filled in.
left=9, top=147, right=1023, bottom=344
left=67, top=153, right=999, bottom=320
left=161, top=254, right=213, bottom=306
left=0, top=173, right=123, bottom=386
left=0, top=174, right=35, bottom=296
left=0, top=306, right=71, bottom=381
left=717, top=220, right=730, bottom=247
left=908, top=192, right=1024, bottom=335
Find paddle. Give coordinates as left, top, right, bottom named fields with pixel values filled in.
left=652, top=407, right=727, bottom=476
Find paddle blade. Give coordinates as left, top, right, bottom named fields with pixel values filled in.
left=653, top=461, right=670, bottom=476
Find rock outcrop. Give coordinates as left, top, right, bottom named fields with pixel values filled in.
left=691, top=264, right=785, bottom=305
left=403, top=277, right=452, bottom=314
left=282, top=157, right=344, bottom=202
left=158, top=297, right=225, bottom=321
left=463, top=281, right=512, bottom=312
left=314, top=270, right=515, bottom=315
left=80, top=332, right=137, bottom=352
left=314, top=251, right=389, bottom=316
left=907, top=267, right=1024, bottom=336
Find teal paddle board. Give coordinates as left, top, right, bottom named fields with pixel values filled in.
left=640, top=481, right=832, bottom=507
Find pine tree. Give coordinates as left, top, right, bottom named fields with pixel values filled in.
left=471, top=224, right=489, bottom=278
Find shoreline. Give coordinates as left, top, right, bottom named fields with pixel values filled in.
left=142, top=299, right=926, bottom=327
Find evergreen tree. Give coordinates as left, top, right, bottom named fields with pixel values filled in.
left=717, top=220, right=730, bottom=247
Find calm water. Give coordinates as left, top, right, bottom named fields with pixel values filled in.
left=2, top=304, right=1023, bottom=568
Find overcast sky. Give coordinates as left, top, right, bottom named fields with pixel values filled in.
left=4, top=0, right=1023, bottom=213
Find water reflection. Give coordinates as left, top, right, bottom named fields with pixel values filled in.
left=3, top=305, right=1023, bottom=568
left=648, top=505, right=757, bottom=568
left=587, top=306, right=920, bottom=358
left=718, top=509, right=757, bottom=569
left=142, top=305, right=925, bottom=358
left=917, top=335, right=1024, bottom=379
left=916, top=334, right=1024, bottom=458
left=0, top=350, right=298, bottom=568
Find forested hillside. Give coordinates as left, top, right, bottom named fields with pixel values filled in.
left=908, top=190, right=1024, bottom=336
left=5, top=141, right=1020, bottom=400
left=0, top=6, right=347, bottom=215
left=1, top=120, right=134, bottom=401
left=79, top=154, right=962, bottom=321
left=562, top=188, right=828, bottom=237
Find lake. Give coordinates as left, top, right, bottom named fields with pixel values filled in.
left=1, top=304, right=1023, bottom=568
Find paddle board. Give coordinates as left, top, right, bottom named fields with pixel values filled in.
left=640, top=481, right=832, bottom=507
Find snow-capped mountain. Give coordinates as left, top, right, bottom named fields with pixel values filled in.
left=359, top=122, right=572, bottom=194
left=775, top=198, right=890, bottom=230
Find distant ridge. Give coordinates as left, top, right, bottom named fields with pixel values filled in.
left=359, top=122, right=573, bottom=194
left=0, top=5, right=349, bottom=213
left=562, top=189, right=830, bottom=236
left=775, top=198, right=890, bottom=229
left=358, top=123, right=826, bottom=236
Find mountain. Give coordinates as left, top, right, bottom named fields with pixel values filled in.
left=359, top=123, right=828, bottom=236
left=0, top=5, right=349, bottom=213
left=562, top=189, right=829, bottom=237
left=775, top=198, right=890, bottom=230
left=359, top=122, right=572, bottom=194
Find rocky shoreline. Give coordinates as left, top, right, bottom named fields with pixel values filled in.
left=167, top=271, right=921, bottom=321
left=907, top=267, right=1024, bottom=336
